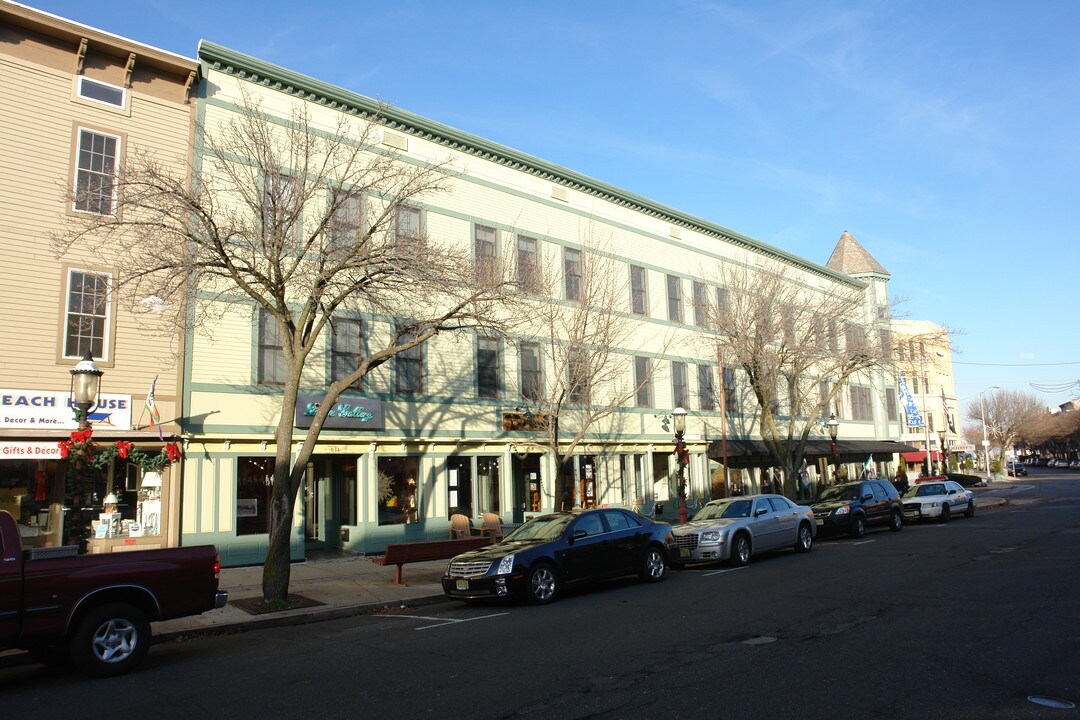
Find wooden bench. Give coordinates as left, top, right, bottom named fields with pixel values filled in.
left=373, top=536, right=493, bottom=585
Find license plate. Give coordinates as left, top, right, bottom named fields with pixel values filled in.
left=455, top=579, right=469, bottom=590
left=679, top=547, right=690, bottom=558
left=815, top=518, right=823, bottom=526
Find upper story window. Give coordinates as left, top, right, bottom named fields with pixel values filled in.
left=477, top=336, right=501, bottom=399
left=262, top=172, right=298, bottom=242
left=474, top=224, right=498, bottom=284
left=634, top=356, right=652, bottom=408
left=519, top=342, right=543, bottom=401
left=885, top=388, right=898, bottom=422
left=851, top=385, right=873, bottom=421
left=327, top=191, right=361, bottom=252
left=568, top=347, right=589, bottom=404
left=73, top=129, right=119, bottom=215
left=516, top=235, right=539, bottom=292
left=77, top=77, right=126, bottom=109
left=697, top=364, right=715, bottom=411
left=395, top=205, right=421, bottom=247
left=671, top=361, right=688, bottom=409
left=723, top=366, right=737, bottom=413
left=330, top=319, right=362, bottom=390
left=692, top=281, right=708, bottom=327
left=630, top=265, right=647, bottom=315
left=564, top=248, right=583, bottom=301
left=395, top=328, right=424, bottom=395
left=257, top=308, right=285, bottom=386
left=666, top=274, right=683, bottom=323
left=64, top=269, right=111, bottom=360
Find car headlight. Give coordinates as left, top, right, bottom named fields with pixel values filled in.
left=701, top=531, right=721, bottom=542
left=834, top=505, right=850, bottom=516
left=927, top=502, right=940, bottom=507
left=495, top=554, right=515, bottom=575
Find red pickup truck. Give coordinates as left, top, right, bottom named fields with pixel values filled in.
left=0, top=510, right=227, bottom=676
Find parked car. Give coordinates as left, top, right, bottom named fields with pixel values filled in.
left=806, top=479, right=904, bottom=538
left=0, top=510, right=226, bottom=677
left=901, top=480, right=975, bottom=522
left=442, top=508, right=676, bottom=604
left=669, top=494, right=815, bottom=568
left=1007, top=462, right=1028, bottom=477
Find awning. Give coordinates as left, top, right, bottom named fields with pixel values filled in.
left=707, top=438, right=920, bottom=468
left=900, top=450, right=942, bottom=463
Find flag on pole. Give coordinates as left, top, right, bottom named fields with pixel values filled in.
left=863, top=455, right=876, bottom=479
left=941, top=387, right=955, bottom=433
left=898, top=373, right=922, bottom=426
left=145, top=376, right=163, bottom=440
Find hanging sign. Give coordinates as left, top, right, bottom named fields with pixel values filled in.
left=1, top=389, right=133, bottom=431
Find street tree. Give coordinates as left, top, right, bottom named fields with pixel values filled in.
left=698, top=258, right=943, bottom=497
left=54, top=91, right=516, bottom=603
left=506, top=237, right=671, bottom=508
left=965, top=389, right=1048, bottom=467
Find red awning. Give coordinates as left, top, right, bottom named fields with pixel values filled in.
left=901, top=450, right=941, bottom=463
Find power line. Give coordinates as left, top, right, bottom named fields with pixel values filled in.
left=952, top=360, right=1080, bottom=367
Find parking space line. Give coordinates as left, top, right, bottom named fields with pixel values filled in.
left=702, top=567, right=748, bottom=577
left=380, top=612, right=510, bottom=630
left=849, top=540, right=876, bottom=545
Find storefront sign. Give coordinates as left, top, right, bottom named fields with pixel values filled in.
left=951, top=443, right=975, bottom=453
left=294, top=393, right=384, bottom=430
left=0, top=441, right=62, bottom=459
left=0, top=389, right=132, bottom=431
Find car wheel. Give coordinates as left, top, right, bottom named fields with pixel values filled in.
left=889, top=510, right=903, bottom=532
left=68, top=602, right=150, bottom=677
left=939, top=505, right=951, bottom=523
left=525, top=563, right=558, bottom=605
left=965, top=501, right=976, bottom=518
left=639, top=546, right=667, bottom=582
left=730, top=533, right=751, bottom=566
left=849, top=514, right=866, bottom=539
left=795, top=523, right=813, bottom=553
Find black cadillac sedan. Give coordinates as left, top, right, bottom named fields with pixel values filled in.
left=442, top=508, right=676, bottom=604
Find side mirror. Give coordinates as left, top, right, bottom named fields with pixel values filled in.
left=862, top=494, right=873, bottom=501
left=569, top=529, right=587, bottom=543
left=755, top=507, right=768, bottom=517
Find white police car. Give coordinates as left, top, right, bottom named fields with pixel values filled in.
left=901, top=480, right=975, bottom=522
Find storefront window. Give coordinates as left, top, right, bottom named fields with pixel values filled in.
left=447, top=456, right=472, bottom=517
left=237, top=457, right=274, bottom=535
left=1, top=458, right=64, bottom=548
left=378, top=456, right=419, bottom=525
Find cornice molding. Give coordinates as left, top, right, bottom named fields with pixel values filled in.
left=197, top=40, right=859, bottom=287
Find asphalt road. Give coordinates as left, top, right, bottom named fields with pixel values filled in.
left=3, top=474, right=1078, bottom=720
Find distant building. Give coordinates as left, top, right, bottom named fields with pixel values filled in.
left=891, top=319, right=957, bottom=472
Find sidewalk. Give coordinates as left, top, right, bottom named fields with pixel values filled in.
left=2, top=492, right=1010, bottom=670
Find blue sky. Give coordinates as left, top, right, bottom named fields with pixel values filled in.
left=28, top=0, right=1080, bottom=419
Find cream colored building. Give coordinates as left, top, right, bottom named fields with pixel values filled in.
left=183, top=42, right=907, bottom=565
left=0, top=2, right=197, bottom=551
left=891, top=319, right=958, bottom=474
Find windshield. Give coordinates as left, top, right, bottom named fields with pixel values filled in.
left=503, top=515, right=573, bottom=542
left=815, top=485, right=860, bottom=502
left=904, top=484, right=945, bottom=498
left=693, top=499, right=752, bottom=520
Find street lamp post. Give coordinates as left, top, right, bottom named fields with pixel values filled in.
left=826, top=414, right=840, bottom=482
left=69, top=351, right=104, bottom=429
left=673, top=407, right=689, bottom=524
left=979, top=385, right=1000, bottom=481
left=938, top=431, right=948, bottom=474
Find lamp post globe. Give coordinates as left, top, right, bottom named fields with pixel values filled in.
left=672, top=407, right=689, bottom=523
left=69, top=350, right=103, bottom=430
left=826, top=414, right=840, bottom=481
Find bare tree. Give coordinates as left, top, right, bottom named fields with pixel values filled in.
left=698, top=258, right=904, bottom=496
left=506, top=236, right=670, bottom=508
left=54, top=91, right=515, bottom=603
left=964, top=389, right=1046, bottom=469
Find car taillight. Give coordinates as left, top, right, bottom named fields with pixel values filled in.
left=213, top=554, right=221, bottom=576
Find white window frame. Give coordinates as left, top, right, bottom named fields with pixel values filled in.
left=73, top=128, right=121, bottom=215
left=76, top=76, right=127, bottom=110
left=63, top=268, right=113, bottom=361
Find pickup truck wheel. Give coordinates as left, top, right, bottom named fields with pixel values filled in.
left=965, top=501, right=976, bottom=518
left=69, top=602, right=150, bottom=677
left=848, top=514, right=867, bottom=539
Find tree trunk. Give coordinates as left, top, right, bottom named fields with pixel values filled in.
left=262, top=486, right=295, bottom=602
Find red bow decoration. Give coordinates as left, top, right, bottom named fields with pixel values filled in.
left=115, top=440, right=133, bottom=459
left=165, top=443, right=182, bottom=462
left=58, top=440, right=72, bottom=459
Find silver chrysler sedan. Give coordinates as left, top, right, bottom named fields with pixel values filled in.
left=670, top=494, right=816, bottom=568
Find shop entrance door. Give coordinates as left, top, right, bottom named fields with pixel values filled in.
left=511, top=453, right=542, bottom=523
left=305, top=456, right=358, bottom=552
left=578, top=455, right=597, bottom=508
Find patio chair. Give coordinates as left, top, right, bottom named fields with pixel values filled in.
left=449, top=513, right=478, bottom=539
left=478, top=512, right=504, bottom=541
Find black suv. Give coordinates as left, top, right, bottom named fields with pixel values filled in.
left=807, top=479, right=903, bottom=538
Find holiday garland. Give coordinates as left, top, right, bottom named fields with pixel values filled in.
left=58, top=428, right=181, bottom=550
